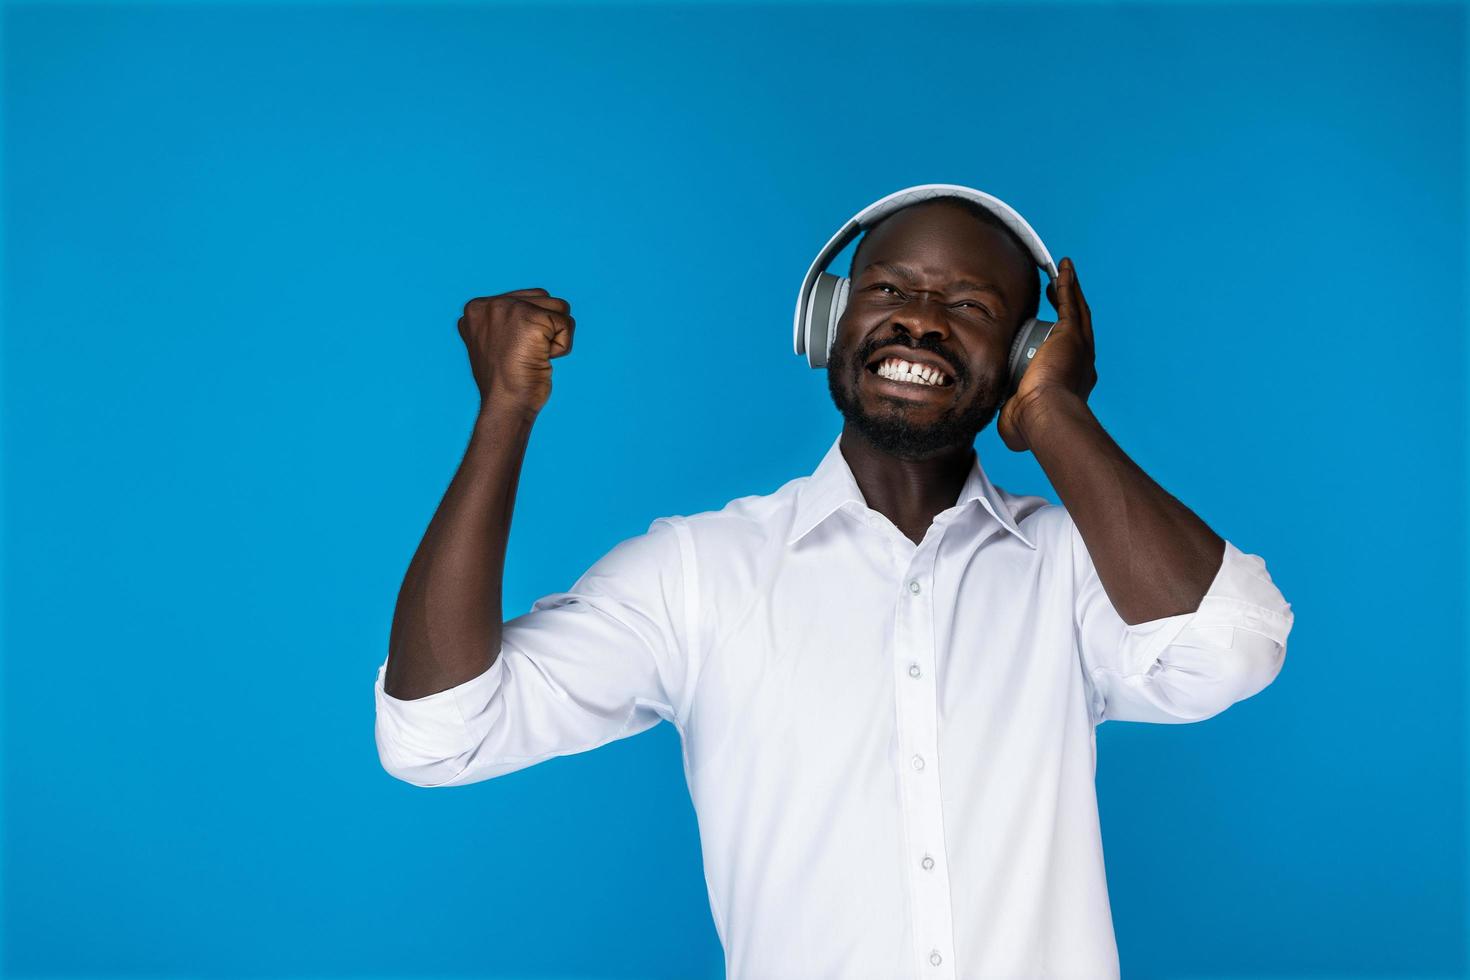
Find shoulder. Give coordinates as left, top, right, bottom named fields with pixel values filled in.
left=647, top=473, right=807, bottom=562
left=990, top=484, right=1074, bottom=553
left=562, top=478, right=805, bottom=597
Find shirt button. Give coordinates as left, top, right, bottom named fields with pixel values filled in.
left=908, top=663, right=922, bottom=679
left=921, top=854, right=935, bottom=870
left=930, top=950, right=943, bottom=966
left=909, top=579, right=922, bottom=595
left=911, top=754, right=925, bottom=771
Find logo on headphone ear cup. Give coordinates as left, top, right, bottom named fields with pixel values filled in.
left=1006, top=318, right=1056, bottom=397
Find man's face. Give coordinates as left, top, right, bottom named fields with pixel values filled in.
left=826, top=201, right=1034, bottom=460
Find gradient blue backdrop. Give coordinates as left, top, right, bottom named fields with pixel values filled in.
left=3, top=2, right=1465, bottom=978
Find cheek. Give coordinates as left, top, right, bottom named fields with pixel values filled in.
left=832, top=312, right=858, bottom=355
left=832, top=321, right=867, bottom=369
left=974, top=337, right=1013, bottom=377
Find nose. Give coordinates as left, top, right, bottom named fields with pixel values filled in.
left=892, top=293, right=952, bottom=343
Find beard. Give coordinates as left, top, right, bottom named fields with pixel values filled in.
left=826, top=333, right=1002, bottom=461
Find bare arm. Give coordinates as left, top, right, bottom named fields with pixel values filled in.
left=383, top=405, right=534, bottom=699
left=998, top=257, right=1219, bottom=625
left=382, top=288, right=575, bottom=701
left=1020, top=391, right=1223, bottom=625
left=993, top=259, right=1290, bottom=724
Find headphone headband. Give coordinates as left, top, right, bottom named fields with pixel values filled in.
left=793, top=183, right=1060, bottom=367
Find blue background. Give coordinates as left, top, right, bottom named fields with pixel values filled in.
left=3, top=2, right=1465, bottom=978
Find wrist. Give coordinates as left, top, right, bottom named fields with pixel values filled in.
left=477, top=393, right=541, bottom=429
left=1011, top=386, right=1091, bottom=439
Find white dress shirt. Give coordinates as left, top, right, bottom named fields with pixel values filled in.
left=374, top=431, right=1295, bottom=979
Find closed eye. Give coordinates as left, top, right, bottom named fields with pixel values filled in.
left=872, top=282, right=992, bottom=317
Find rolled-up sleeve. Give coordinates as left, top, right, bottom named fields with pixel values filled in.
left=1070, top=514, right=1295, bottom=725
left=374, top=516, right=694, bottom=787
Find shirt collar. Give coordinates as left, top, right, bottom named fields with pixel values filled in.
left=786, top=432, right=1037, bottom=549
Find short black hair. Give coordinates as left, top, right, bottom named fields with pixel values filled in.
left=847, top=195, right=1041, bottom=332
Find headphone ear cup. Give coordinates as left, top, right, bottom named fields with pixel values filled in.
left=805, top=272, right=849, bottom=368
left=1005, top=317, right=1057, bottom=398
left=827, top=277, right=850, bottom=365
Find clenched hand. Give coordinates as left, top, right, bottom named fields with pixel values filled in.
left=458, top=287, right=576, bottom=417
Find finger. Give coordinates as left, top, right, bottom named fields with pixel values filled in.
left=516, top=293, right=571, bottom=314
left=1068, top=260, right=1094, bottom=348
left=503, top=287, right=550, bottom=296
left=531, top=307, right=575, bottom=357
left=1054, top=257, right=1078, bottom=328
left=463, top=292, right=570, bottom=320
left=551, top=316, right=575, bottom=357
left=1069, top=261, right=1090, bottom=321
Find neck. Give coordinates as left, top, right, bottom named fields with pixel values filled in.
left=838, top=423, right=974, bottom=545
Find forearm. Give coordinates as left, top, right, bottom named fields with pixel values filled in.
left=1017, top=390, right=1223, bottom=625
left=383, top=397, right=537, bottom=700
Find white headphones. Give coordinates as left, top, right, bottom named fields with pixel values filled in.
left=793, top=183, right=1061, bottom=400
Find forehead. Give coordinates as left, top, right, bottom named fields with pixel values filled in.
left=857, top=203, right=1034, bottom=290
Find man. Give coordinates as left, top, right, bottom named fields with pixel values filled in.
left=374, top=194, right=1295, bottom=979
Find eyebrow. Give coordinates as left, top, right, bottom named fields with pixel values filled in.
left=862, top=261, right=1010, bottom=307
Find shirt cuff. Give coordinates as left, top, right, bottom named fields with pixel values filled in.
left=373, top=655, right=506, bottom=777
left=1117, top=539, right=1294, bottom=676
left=1189, top=539, right=1295, bottom=644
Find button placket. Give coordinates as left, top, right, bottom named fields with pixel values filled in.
left=892, top=539, right=958, bottom=979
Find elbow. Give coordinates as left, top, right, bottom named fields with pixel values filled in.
left=372, top=655, right=509, bottom=788
left=1160, top=627, right=1288, bottom=722
left=374, top=716, right=476, bottom=789
left=374, top=714, right=525, bottom=788
left=1225, top=627, right=1288, bottom=703
left=376, top=739, right=460, bottom=789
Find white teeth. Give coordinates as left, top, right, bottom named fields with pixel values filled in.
left=876, top=357, right=946, bottom=387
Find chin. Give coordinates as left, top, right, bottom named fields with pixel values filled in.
left=828, top=363, right=996, bottom=459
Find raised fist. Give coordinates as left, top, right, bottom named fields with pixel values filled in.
left=457, top=288, right=575, bottom=416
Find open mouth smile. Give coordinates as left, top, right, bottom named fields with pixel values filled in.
left=864, top=356, right=956, bottom=389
